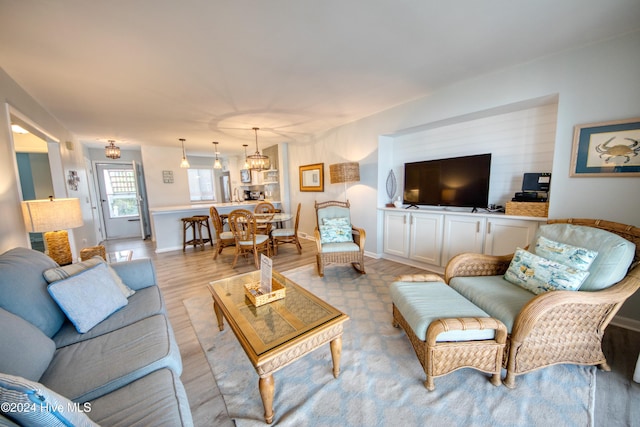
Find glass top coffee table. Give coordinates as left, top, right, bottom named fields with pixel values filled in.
left=208, top=270, right=349, bottom=424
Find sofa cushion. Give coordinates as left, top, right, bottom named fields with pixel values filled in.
left=535, top=224, right=635, bottom=291
left=0, top=373, right=98, bottom=427
left=110, top=258, right=158, bottom=291
left=504, top=248, right=589, bottom=294
left=449, top=275, right=536, bottom=333
left=53, top=285, right=166, bottom=348
left=0, top=308, right=55, bottom=381
left=44, top=256, right=135, bottom=298
left=390, top=281, right=495, bottom=342
left=88, top=368, right=194, bottom=427
left=0, top=247, right=65, bottom=337
left=40, top=314, right=182, bottom=402
left=48, top=263, right=129, bottom=334
left=534, top=235, right=598, bottom=272
left=319, top=241, right=360, bottom=253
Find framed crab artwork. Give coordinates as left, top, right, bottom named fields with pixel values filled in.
left=571, top=117, right=640, bottom=177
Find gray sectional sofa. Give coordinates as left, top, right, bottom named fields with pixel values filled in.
left=0, top=247, right=193, bottom=426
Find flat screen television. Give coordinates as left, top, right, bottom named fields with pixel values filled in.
left=403, top=153, right=491, bottom=209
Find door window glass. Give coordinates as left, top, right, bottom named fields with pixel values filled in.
left=103, top=169, right=139, bottom=218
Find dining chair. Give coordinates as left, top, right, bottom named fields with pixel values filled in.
left=271, top=203, right=302, bottom=255
left=228, top=209, right=271, bottom=268
left=254, top=202, right=276, bottom=235
left=210, top=206, right=235, bottom=260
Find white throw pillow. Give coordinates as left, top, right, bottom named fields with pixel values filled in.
left=47, top=263, right=128, bottom=333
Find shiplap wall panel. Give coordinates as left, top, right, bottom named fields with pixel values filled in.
left=393, top=103, right=557, bottom=207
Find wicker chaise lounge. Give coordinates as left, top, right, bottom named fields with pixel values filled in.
left=445, top=218, right=640, bottom=388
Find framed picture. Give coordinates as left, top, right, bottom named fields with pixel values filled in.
left=299, top=163, right=324, bottom=192
left=571, top=117, right=640, bottom=177
left=240, top=169, right=251, bottom=183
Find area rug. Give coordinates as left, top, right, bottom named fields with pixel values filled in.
left=184, top=265, right=596, bottom=426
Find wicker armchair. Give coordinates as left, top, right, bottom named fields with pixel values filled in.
left=314, top=200, right=366, bottom=277
left=445, top=218, right=640, bottom=388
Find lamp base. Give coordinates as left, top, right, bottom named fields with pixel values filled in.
left=44, top=230, right=73, bottom=266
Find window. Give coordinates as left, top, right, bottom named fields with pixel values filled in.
left=188, top=168, right=216, bottom=202
left=103, top=169, right=139, bottom=218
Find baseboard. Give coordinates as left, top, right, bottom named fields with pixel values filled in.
left=611, top=315, right=640, bottom=332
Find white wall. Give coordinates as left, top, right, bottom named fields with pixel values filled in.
left=288, top=31, right=640, bottom=320
left=0, top=67, right=97, bottom=256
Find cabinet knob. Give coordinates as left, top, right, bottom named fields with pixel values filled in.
left=487, top=222, right=492, bottom=234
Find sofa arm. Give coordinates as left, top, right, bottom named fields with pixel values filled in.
left=444, top=252, right=513, bottom=283
left=110, top=259, right=157, bottom=291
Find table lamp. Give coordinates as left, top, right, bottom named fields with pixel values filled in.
left=21, top=197, right=84, bottom=265
left=329, top=162, right=360, bottom=201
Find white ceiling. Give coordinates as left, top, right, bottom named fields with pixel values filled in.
left=1, top=0, right=639, bottom=157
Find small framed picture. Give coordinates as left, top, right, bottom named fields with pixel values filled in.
left=299, top=163, right=324, bottom=192
left=571, top=117, right=640, bottom=177
left=240, top=169, right=251, bottom=183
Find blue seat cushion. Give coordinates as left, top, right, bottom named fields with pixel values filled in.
left=40, top=314, right=182, bottom=402
left=0, top=247, right=64, bottom=337
left=449, top=275, right=536, bottom=333
left=390, top=281, right=495, bottom=342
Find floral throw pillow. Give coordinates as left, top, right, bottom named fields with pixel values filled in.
left=320, top=217, right=353, bottom=243
left=504, top=248, right=589, bottom=295
left=534, top=236, right=598, bottom=272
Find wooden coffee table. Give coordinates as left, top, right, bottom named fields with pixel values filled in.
left=208, top=270, right=349, bottom=424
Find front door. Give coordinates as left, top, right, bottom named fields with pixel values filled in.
left=96, top=163, right=142, bottom=239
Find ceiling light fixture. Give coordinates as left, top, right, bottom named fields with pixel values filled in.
left=11, top=124, right=29, bottom=134
left=105, top=140, right=121, bottom=159
left=179, top=138, right=190, bottom=168
left=212, top=141, right=222, bottom=169
left=247, top=127, right=269, bottom=171
left=242, top=144, right=250, bottom=170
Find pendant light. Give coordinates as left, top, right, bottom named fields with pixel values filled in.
left=105, top=140, right=121, bottom=159
left=242, top=144, right=250, bottom=169
left=212, top=141, right=222, bottom=169
left=247, top=127, right=269, bottom=171
left=179, top=138, right=190, bottom=168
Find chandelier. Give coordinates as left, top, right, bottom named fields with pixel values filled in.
left=105, top=140, right=121, bottom=159
left=247, top=127, right=269, bottom=171
left=179, top=138, right=190, bottom=168
left=242, top=144, right=250, bottom=169
left=212, top=141, right=222, bottom=169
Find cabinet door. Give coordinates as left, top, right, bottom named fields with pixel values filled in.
left=442, top=215, right=486, bottom=265
left=383, top=211, right=410, bottom=257
left=409, top=213, right=444, bottom=265
left=484, top=218, right=539, bottom=256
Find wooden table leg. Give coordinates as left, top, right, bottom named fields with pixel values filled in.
left=259, top=374, right=275, bottom=424
left=213, top=301, right=224, bottom=331
left=329, top=335, right=343, bottom=378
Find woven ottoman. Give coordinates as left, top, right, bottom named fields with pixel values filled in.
left=390, top=274, right=507, bottom=391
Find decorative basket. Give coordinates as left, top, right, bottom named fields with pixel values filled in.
left=244, top=279, right=286, bottom=307
left=505, top=201, right=549, bottom=218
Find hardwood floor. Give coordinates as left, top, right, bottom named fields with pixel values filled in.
left=104, top=237, right=639, bottom=426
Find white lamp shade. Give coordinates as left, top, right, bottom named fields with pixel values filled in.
left=22, top=198, right=84, bottom=232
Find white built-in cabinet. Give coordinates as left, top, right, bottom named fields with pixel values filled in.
left=382, top=208, right=543, bottom=271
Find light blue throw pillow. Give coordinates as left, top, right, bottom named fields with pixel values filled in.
left=0, top=373, right=98, bottom=427
left=504, top=248, right=589, bottom=295
left=47, top=263, right=128, bottom=334
left=320, top=217, right=353, bottom=243
left=534, top=236, right=598, bottom=272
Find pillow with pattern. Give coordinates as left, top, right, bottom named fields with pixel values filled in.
left=319, top=217, right=353, bottom=243
left=504, top=248, right=589, bottom=295
left=534, top=236, right=598, bottom=272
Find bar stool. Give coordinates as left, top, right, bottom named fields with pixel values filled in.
left=181, top=216, right=212, bottom=251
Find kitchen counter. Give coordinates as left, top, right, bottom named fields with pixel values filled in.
left=150, top=201, right=281, bottom=253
